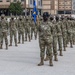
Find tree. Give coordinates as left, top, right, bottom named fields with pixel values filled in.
left=9, top=3, right=15, bottom=15
left=9, top=1, right=23, bottom=15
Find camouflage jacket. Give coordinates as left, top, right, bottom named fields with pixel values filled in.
left=24, top=20, right=30, bottom=30
left=17, top=20, right=25, bottom=32
left=0, top=19, right=8, bottom=33
left=39, top=22, right=52, bottom=40
left=56, top=21, right=62, bottom=36
left=9, top=19, right=17, bottom=31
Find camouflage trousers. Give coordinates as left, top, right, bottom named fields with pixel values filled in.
left=10, top=30, right=17, bottom=45
left=62, top=33, right=67, bottom=50
left=39, top=37, right=53, bottom=60
left=53, top=36, right=58, bottom=55
left=18, top=30, right=24, bottom=44
left=1, top=32, right=8, bottom=45
left=31, top=28, right=37, bottom=40
left=72, top=33, right=75, bottom=45
left=46, top=36, right=57, bottom=56
left=25, top=29, right=30, bottom=41
left=0, top=32, right=2, bottom=47
left=67, top=32, right=73, bottom=47
left=58, top=36, right=62, bottom=51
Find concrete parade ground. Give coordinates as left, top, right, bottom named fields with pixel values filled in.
left=0, top=37, right=75, bottom=75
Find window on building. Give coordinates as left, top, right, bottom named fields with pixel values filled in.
left=6, top=0, right=10, bottom=2
left=14, top=0, right=17, bottom=2
left=38, top=0, right=42, bottom=6
left=30, top=0, right=33, bottom=5
left=38, top=1, right=40, bottom=6
left=0, top=0, right=2, bottom=2
left=21, top=0, right=24, bottom=2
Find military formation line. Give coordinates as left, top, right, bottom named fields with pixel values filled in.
left=0, top=13, right=75, bottom=66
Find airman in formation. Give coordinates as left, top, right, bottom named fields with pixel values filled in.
left=0, top=13, right=75, bottom=67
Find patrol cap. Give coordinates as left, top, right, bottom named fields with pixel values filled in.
left=61, top=16, right=64, bottom=20
left=1, top=14, right=5, bottom=18
left=50, top=15, right=54, bottom=21
left=11, top=16, right=14, bottom=19
left=43, top=12, right=49, bottom=21
left=19, top=16, right=22, bottom=19
left=26, top=16, right=29, bottom=20
left=43, top=12, right=49, bottom=18
left=55, top=15, right=59, bottom=21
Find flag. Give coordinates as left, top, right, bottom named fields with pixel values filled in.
left=32, top=0, right=38, bottom=23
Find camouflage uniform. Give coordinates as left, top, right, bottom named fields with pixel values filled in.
left=67, top=19, right=73, bottom=48
left=52, top=20, right=58, bottom=61
left=56, top=21, right=63, bottom=56
left=18, top=16, right=25, bottom=44
left=30, top=19, right=37, bottom=40
left=0, top=14, right=8, bottom=49
left=44, top=17, right=53, bottom=61
left=72, top=19, right=75, bottom=45
left=0, top=20, right=2, bottom=49
left=9, top=16, right=17, bottom=46
left=61, top=19, right=67, bottom=51
left=38, top=22, right=53, bottom=66
left=24, top=16, right=31, bottom=41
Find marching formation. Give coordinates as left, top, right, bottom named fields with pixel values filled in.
left=0, top=14, right=38, bottom=49
left=38, top=13, right=75, bottom=66
left=0, top=13, right=75, bottom=67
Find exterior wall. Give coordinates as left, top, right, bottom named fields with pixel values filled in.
left=42, top=0, right=72, bottom=15
left=58, top=0, right=72, bottom=10
left=0, top=0, right=42, bottom=9
left=42, top=0, right=58, bottom=14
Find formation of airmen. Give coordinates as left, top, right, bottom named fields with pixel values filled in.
left=38, top=12, right=75, bottom=66
left=0, top=13, right=75, bottom=67
left=0, top=14, right=38, bottom=50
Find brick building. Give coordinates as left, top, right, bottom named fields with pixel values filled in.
left=42, top=0, right=58, bottom=14
left=42, top=0, right=72, bottom=15
left=0, top=0, right=42, bottom=15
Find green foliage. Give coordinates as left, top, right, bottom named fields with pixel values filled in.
left=9, top=1, right=23, bottom=15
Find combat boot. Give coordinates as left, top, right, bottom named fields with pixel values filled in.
left=9, top=43, right=12, bottom=46
left=44, top=55, right=49, bottom=61
left=0, top=44, right=3, bottom=49
left=49, top=59, right=53, bottom=66
left=15, top=43, right=18, bottom=47
left=38, top=57, right=44, bottom=66
left=22, top=42, right=24, bottom=44
left=15, top=45, right=18, bottom=47
left=73, top=40, right=75, bottom=45
left=70, top=44, right=73, bottom=48
left=6, top=44, right=8, bottom=50
left=70, top=41, right=73, bottom=48
left=25, top=37, right=27, bottom=41
left=29, top=36, right=31, bottom=42
left=64, top=47, right=66, bottom=51
left=59, top=50, right=63, bottom=56
left=54, top=55, right=58, bottom=61
left=18, top=41, right=20, bottom=44
left=35, top=35, right=37, bottom=40
left=0, top=45, right=1, bottom=49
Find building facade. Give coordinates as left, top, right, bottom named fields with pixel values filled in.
left=58, top=0, right=72, bottom=14
left=42, top=0, right=72, bottom=15
left=0, top=0, right=42, bottom=15
left=42, top=0, right=58, bottom=14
